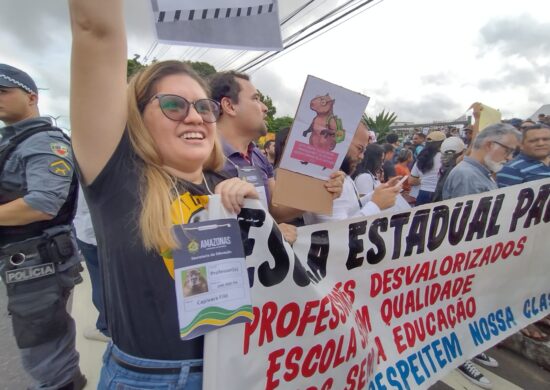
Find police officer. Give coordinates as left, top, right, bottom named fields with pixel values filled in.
left=0, top=64, right=86, bottom=390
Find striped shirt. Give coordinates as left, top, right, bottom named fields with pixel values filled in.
left=496, top=153, right=550, bottom=188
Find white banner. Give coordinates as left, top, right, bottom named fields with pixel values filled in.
left=150, top=0, right=283, bottom=50
left=204, top=179, right=550, bottom=389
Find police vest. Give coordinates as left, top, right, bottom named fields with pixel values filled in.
left=0, top=125, right=78, bottom=246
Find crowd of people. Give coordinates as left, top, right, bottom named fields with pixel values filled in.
left=1, top=1, right=550, bottom=389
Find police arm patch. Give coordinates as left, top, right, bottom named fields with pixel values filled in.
left=48, top=159, right=72, bottom=177
left=50, top=143, right=70, bottom=158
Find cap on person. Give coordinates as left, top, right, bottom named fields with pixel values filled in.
left=426, top=130, right=446, bottom=142
left=506, top=118, right=523, bottom=129
left=441, top=136, right=466, bottom=154
left=0, top=64, right=38, bottom=94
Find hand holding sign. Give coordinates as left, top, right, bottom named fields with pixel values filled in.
left=325, top=170, right=346, bottom=200
left=469, top=101, right=501, bottom=132
left=214, top=177, right=259, bottom=214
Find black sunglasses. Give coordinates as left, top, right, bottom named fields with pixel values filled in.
left=148, top=94, right=220, bottom=123
left=492, top=141, right=516, bottom=156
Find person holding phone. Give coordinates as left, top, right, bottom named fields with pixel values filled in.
left=303, top=121, right=402, bottom=225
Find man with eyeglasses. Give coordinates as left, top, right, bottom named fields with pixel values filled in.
left=442, top=122, right=521, bottom=389
left=302, top=120, right=401, bottom=225
left=209, top=71, right=344, bottom=241
left=443, top=123, right=521, bottom=200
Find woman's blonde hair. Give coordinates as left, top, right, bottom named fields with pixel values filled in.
left=126, top=60, right=224, bottom=251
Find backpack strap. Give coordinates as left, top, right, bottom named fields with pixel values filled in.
left=0, top=125, right=60, bottom=173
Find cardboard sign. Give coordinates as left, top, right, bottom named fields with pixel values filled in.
left=273, top=75, right=370, bottom=214
left=479, top=103, right=502, bottom=131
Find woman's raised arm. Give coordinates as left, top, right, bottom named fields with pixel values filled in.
left=69, top=0, right=128, bottom=184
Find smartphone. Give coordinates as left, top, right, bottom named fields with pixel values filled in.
left=396, top=175, right=409, bottom=186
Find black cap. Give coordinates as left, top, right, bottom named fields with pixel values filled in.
left=0, top=64, right=38, bottom=94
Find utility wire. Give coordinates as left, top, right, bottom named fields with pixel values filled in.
left=174, top=1, right=317, bottom=69
left=280, top=0, right=316, bottom=26
left=156, top=45, right=171, bottom=60
left=240, top=0, right=378, bottom=73
left=235, top=0, right=360, bottom=72
left=179, top=45, right=197, bottom=61
left=281, top=0, right=329, bottom=34
left=253, top=0, right=384, bottom=73
left=195, top=48, right=210, bottom=61
left=222, top=0, right=331, bottom=71
left=143, top=41, right=158, bottom=63
left=217, top=50, right=247, bottom=70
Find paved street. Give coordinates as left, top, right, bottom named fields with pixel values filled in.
left=1, top=269, right=550, bottom=389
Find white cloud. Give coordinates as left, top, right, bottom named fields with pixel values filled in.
left=1, top=0, right=550, bottom=129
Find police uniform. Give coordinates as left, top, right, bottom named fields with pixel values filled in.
left=0, top=116, right=84, bottom=389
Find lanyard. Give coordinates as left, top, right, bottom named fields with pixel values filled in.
left=226, top=153, right=255, bottom=170
left=350, top=179, right=363, bottom=209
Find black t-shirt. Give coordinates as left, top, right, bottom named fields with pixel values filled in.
left=82, top=132, right=226, bottom=360
left=382, top=160, right=396, bottom=181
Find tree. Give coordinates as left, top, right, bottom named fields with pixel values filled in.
left=186, top=61, right=217, bottom=79
left=127, top=57, right=218, bottom=80
left=362, top=110, right=398, bottom=141
left=269, top=116, right=293, bottom=133
left=258, top=91, right=277, bottom=131
left=127, top=54, right=146, bottom=79
left=124, top=57, right=289, bottom=133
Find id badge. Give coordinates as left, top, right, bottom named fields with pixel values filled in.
left=172, top=219, right=253, bottom=340
left=237, top=166, right=269, bottom=209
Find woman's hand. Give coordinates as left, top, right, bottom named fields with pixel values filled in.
left=408, top=175, right=421, bottom=186
left=215, top=178, right=259, bottom=214
left=371, top=182, right=401, bottom=210
left=325, top=171, right=346, bottom=199
left=469, top=102, right=483, bottom=120
left=278, top=223, right=297, bottom=245
left=69, top=0, right=128, bottom=184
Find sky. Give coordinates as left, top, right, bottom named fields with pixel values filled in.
left=1, top=0, right=550, bottom=130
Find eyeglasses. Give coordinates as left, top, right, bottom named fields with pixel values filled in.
left=148, top=94, right=220, bottom=123
left=492, top=141, right=516, bottom=156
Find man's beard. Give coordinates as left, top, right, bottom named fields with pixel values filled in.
left=484, top=155, right=503, bottom=173
left=340, top=156, right=353, bottom=175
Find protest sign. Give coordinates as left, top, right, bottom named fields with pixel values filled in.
left=150, top=0, right=283, bottom=50
left=273, top=76, right=370, bottom=214
left=278, top=76, right=370, bottom=180
left=478, top=103, right=502, bottom=131
left=205, top=179, right=550, bottom=389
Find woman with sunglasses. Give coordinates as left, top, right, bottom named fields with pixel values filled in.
left=69, top=1, right=257, bottom=388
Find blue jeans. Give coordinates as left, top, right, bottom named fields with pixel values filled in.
left=98, top=343, right=203, bottom=389
left=76, top=239, right=108, bottom=335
